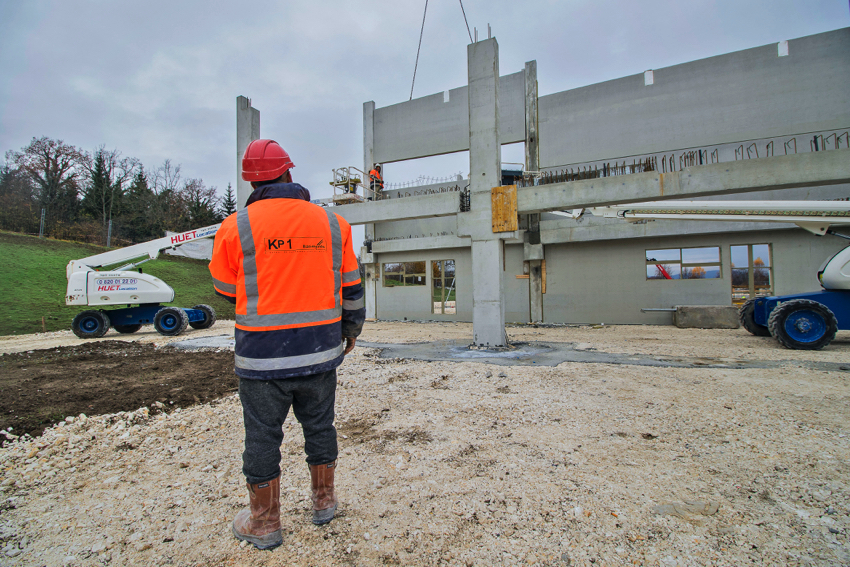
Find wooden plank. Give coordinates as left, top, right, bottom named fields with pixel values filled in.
left=542, top=259, right=546, bottom=294
left=515, top=274, right=530, bottom=279
left=491, top=185, right=518, bottom=232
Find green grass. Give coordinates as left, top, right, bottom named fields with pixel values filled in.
left=0, top=231, right=235, bottom=336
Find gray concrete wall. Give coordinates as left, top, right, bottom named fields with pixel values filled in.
left=369, top=228, right=847, bottom=325
left=538, top=28, right=850, bottom=168
left=372, top=71, right=525, bottom=164
left=373, top=247, right=472, bottom=322
left=541, top=228, right=847, bottom=325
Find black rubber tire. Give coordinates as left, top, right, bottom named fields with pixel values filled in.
left=767, top=299, right=838, bottom=350
left=71, top=310, right=111, bottom=339
left=189, top=304, right=217, bottom=330
left=153, top=307, right=189, bottom=337
left=113, top=324, right=142, bottom=334
left=738, top=298, right=771, bottom=337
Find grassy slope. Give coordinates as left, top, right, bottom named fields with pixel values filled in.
left=0, top=231, right=235, bottom=336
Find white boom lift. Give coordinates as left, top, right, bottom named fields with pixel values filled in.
left=65, top=224, right=220, bottom=338
left=574, top=200, right=850, bottom=349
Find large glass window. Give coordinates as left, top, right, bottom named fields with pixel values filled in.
left=646, top=247, right=721, bottom=280
left=382, top=261, right=426, bottom=287
left=730, top=244, right=773, bottom=305
left=432, top=260, right=456, bottom=314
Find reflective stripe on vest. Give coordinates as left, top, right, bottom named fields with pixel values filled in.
left=343, top=296, right=365, bottom=310
left=342, top=268, right=360, bottom=284
left=235, top=342, right=344, bottom=371
left=234, top=206, right=345, bottom=328
left=212, top=276, right=236, bottom=294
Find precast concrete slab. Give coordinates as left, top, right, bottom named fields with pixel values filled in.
left=358, top=339, right=850, bottom=373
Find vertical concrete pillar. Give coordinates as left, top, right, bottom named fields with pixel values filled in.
left=362, top=101, right=378, bottom=320
left=468, top=38, right=506, bottom=347
left=523, top=60, right=544, bottom=323
left=236, top=96, right=260, bottom=210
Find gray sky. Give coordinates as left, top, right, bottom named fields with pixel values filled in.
left=1, top=0, right=847, bottom=211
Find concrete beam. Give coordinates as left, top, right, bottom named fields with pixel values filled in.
left=518, top=149, right=850, bottom=213
left=372, top=234, right=471, bottom=254
left=539, top=217, right=804, bottom=245
left=236, top=96, right=260, bottom=210
left=331, top=192, right=460, bottom=226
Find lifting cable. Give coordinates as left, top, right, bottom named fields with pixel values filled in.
left=459, top=0, right=473, bottom=43
left=409, top=0, right=429, bottom=101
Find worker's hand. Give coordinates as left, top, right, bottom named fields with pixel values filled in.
left=343, top=337, right=356, bottom=355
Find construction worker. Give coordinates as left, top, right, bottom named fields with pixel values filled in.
left=368, top=163, right=383, bottom=200
left=209, top=139, right=365, bottom=550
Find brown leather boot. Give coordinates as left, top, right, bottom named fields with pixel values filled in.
left=310, top=461, right=338, bottom=525
left=232, top=477, right=282, bottom=549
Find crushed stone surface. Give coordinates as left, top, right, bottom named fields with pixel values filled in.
left=0, top=321, right=848, bottom=566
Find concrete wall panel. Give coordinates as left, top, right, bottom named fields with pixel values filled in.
left=540, top=229, right=846, bottom=325
left=374, top=248, right=472, bottom=322
left=538, top=28, right=850, bottom=168
left=373, top=72, right=525, bottom=164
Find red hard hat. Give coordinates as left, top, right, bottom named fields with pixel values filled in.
left=241, top=139, right=295, bottom=182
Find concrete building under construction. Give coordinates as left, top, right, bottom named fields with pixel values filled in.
left=237, top=27, right=850, bottom=347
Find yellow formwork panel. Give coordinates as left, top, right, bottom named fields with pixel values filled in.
left=491, top=184, right=518, bottom=232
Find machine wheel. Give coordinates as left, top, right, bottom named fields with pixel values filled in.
left=113, top=324, right=142, bottom=334
left=189, top=304, right=217, bottom=330
left=767, top=299, right=838, bottom=350
left=153, top=307, right=189, bottom=337
left=738, top=298, right=771, bottom=337
left=72, top=310, right=111, bottom=339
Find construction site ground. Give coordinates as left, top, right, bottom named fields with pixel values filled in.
left=1, top=321, right=848, bottom=566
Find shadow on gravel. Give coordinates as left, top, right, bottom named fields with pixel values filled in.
left=0, top=340, right=236, bottom=443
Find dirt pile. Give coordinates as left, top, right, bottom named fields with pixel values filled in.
left=0, top=323, right=848, bottom=566
left=0, top=341, right=237, bottom=441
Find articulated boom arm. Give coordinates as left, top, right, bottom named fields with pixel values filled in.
left=583, top=200, right=850, bottom=236
left=66, top=224, right=220, bottom=278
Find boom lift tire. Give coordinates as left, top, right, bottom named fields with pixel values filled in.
left=738, top=298, right=771, bottom=337
left=113, top=324, right=142, bottom=334
left=153, top=307, right=189, bottom=337
left=72, top=310, right=111, bottom=339
left=189, top=304, right=216, bottom=330
left=767, top=299, right=838, bottom=350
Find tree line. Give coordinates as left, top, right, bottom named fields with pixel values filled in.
left=1, top=136, right=237, bottom=245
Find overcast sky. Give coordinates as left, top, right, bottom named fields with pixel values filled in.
left=1, top=0, right=847, bottom=210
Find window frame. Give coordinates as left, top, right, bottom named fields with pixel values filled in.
left=645, top=246, right=722, bottom=281
left=431, top=259, right=456, bottom=314
left=730, top=243, right=773, bottom=305
left=381, top=261, right=427, bottom=287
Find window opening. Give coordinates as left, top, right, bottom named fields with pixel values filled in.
left=432, top=260, right=456, bottom=314
left=382, top=261, right=426, bottom=287
left=730, top=244, right=773, bottom=305
left=646, top=247, right=721, bottom=280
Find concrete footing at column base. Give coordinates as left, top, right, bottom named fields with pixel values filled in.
left=674, top=306, right=741, bottom=329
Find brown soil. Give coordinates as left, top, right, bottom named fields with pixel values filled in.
left=0, top=341, right=236, bottom=442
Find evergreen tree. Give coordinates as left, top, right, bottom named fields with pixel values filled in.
left=218, top=183, right=237, bottom=219
left=124, top=168, right=160, bottom=242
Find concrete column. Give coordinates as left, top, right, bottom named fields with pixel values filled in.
left=523, top=60, right=544, bottom=323
left=362, top=101, right=378, bottom=320
left=236, top=96, right=260, bottom=210
left=468, top=38, right=505, bottom=347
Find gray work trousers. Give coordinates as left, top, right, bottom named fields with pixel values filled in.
left=238, top=369, right=338, bottom=484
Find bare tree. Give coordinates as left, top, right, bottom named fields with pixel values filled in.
left=5, top=137, right=86, bottom=230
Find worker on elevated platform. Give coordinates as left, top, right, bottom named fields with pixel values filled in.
left=368, top=163, right=383, bottom=200
left=209, top=139, right=365, bottom=550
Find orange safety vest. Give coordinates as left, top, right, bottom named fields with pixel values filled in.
left=209, top=183, right=364, bottom=378
left=369, top=169, right=384, bottom=189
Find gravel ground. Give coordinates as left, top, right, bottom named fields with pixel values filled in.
left=1, top=322, right=849, bottom=566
